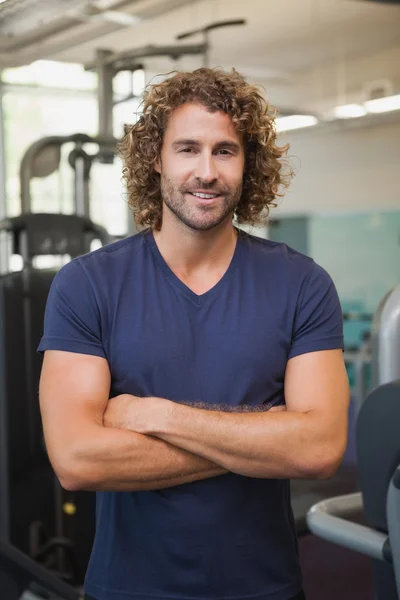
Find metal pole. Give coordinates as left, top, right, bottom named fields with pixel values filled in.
left=203, top=30, right=209, bottom=67
left=96, top=49, right=115, bottom=140
left=0, top=283, right=10, bottom=542
left=0, top=75, right=10, bottom=536
left=0, top=230, right=10, bottom=275
left=353, top=355, right=368, bottom=415
left=0, top=73, right=7, bottom=221
left=377, top=286, right=400, bottom=385
left=74, top=155, right=86, bottom=217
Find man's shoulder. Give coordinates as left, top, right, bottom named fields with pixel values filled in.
left=81, top=231, right=145, bottom=263
left=242, top=230, right=315, bottom=273
left=53, top=231, right=147, bottom=289
left=80, top=230, right=147, bottom=270
left=242, top=230, right=335, bottom=297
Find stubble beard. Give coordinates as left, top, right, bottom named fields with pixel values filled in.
left=160, top=173, right=242, bottom=232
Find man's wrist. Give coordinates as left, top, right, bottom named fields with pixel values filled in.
left=147, top=396, right=174, bottom=436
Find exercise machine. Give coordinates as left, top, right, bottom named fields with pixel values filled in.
left=0, top=133, right=113, bottom=589
left=307, top=286, right=400, bottom=599
left=0, top=538, right=79, bottom=600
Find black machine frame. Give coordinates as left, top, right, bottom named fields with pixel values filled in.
left=0, top=133, right=114, bottom=590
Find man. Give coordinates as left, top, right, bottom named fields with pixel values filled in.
left=38, top=67, right=350, bottom=600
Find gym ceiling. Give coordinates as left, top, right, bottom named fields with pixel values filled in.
left=0, top=0, right=399, bottom=120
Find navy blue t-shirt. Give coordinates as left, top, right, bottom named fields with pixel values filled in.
left=38, top=228, right=344, bottom=600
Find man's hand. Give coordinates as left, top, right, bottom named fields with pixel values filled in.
left=103, top=394, right=286, bottom=434
left=103, top=394, right=132, bottom=429
left=103, top=394, right=171, bottom=434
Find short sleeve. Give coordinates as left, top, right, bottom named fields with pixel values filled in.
left=288, top=262, right=344, bottom=360
left=37, top=259, right=106, bottom=358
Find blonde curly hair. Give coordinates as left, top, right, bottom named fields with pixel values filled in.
left=119, top=67, right=293, bottom=230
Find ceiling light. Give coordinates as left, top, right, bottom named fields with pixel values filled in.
left=275, top=115, right=318, bottom=133
left=364, top=94, right=400, bottom=114
left=100, top=11, right=141, bottom=26
left=333, top=104, right=367, bottom=119
left=92, top=0, right=120, bottom=8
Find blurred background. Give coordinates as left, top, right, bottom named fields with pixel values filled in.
left=0, top=1, right=399, bottom=599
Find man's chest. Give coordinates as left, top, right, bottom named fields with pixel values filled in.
left=104, top=286, right=293, bottom=406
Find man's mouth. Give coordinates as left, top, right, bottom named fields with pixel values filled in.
left=188, top=191, right=221, bottom=199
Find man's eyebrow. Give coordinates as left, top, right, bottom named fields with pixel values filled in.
left=214, top=140, right=241, bottom=152
left=172, top=139, right=241, bottom=151
left=172, top=139, right=200, bottom=148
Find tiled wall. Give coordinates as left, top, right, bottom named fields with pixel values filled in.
left=267, top=210, right=400, bottom=350
left=309, top=210, right=400, bottom=315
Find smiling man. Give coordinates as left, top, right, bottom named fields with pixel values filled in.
left=157, top=102, right=244, bottom=232
left=38, top=68, right=350, bottom=600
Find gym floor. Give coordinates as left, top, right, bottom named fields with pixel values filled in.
left=299, top=534, right=374, bottom=599
left=291, top=461, right=375, bottom=599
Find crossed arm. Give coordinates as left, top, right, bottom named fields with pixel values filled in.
left=39, top=349, right=350, bottom=492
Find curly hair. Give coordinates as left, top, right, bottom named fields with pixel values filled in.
left=119, top=67, right=293, bottom=230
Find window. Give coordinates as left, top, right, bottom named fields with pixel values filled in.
left=2, top=60, right=141, bottom=237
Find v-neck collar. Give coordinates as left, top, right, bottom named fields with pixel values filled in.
left=144, top=227, right=245, bottom=306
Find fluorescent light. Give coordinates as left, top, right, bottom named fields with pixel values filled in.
left=364, top=94, right=400, bottom=114
left=333, top=104, right=367, bottom=119
left=276, top=115, right=318, bottom=132
left=93, top=0, right=120, bottom=8
left=101, top=11, right=141, bottom=26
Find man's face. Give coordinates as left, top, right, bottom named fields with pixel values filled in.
left=155, top=102, right=245, bottom=231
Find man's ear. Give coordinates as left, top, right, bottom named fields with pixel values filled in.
left=154, top=156, right=161, bottom=174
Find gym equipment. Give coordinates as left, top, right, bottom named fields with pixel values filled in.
left=0, top=134, right=113, bottom=588
left=19, top=132, right=117, bottom=214
left=307, top=381, right=400, bottom=599
left=86, top=45, right=206, bottom=140
left=343, top=310, right=373, bottom=413
left=307, top=287, right=400, bottom=599
left=176, top=19, right=246, bottom=67
left=291, top=463, right=359, bottom=538
left=0, top=538, right=78, bottom=600
left=85, top=20, right=246, bottom=141
left=371, top=285, right=400, bottom=387
left=343, top=310, right=373, bottom=350
left=344, top=344, right=371, bottom=415
left=0, top=213, right=107, bottom=584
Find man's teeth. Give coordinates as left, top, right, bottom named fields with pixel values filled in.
left=191, top=192, right=218, bottom=199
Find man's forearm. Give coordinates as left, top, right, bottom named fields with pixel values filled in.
left=144, top=401, right=343, bottom=480
left=63, top=425, right=227, bottom=492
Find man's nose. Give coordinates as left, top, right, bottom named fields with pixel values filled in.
left=194, top=152, right=218, bottom=184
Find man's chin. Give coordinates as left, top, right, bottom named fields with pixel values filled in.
left=178, top=212, right=234, bottom=232
left=163, top=196, right=236, bottom=231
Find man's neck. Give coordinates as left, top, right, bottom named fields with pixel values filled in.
left=152, top=219, right=238, bottom=276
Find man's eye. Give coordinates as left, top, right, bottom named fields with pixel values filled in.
left=180, top=148, right=194, bottom=153
left=217, top=150, right=232, bottom=156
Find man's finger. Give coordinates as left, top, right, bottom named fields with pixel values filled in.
left=268, top=405, right=287, bottom=413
